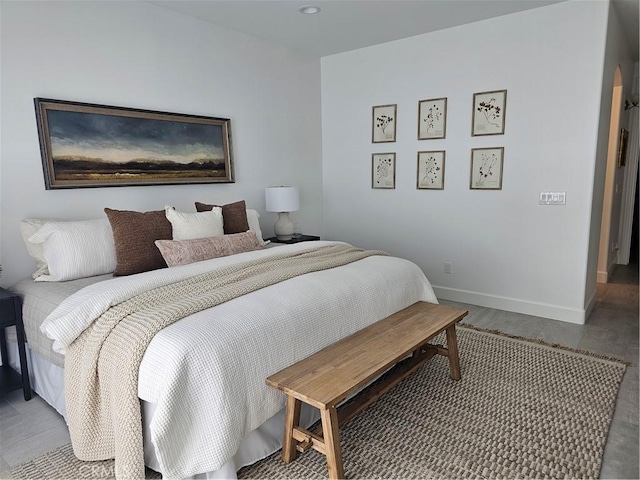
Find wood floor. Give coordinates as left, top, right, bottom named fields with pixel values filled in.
left=0, top=264, right=637, bottom=479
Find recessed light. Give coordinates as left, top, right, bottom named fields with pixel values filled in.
left=299, top=5, right=321, bottom=14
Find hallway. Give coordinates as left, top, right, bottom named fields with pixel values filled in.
left=591, top=260, right=639, bottom=479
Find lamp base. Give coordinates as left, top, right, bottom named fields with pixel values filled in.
left=274, top=212, right=294, bottom=241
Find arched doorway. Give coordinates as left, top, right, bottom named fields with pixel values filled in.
left=597, top=66, right=623, bottom=283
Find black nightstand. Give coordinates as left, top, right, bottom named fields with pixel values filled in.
left=266, top=235, right=320, bottom=244
left=0, top=288, right=31, bottom=400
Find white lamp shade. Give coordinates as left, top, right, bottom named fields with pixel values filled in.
left=265, top=186, right=300, bottom=212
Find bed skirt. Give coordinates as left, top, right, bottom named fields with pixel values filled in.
left=6, top=340, right=317, bottom=479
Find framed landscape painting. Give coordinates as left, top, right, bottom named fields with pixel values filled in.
left=34, top=98, right=234, bottom=189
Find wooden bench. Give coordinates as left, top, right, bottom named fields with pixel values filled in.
left=266, top=301, right=468, bottom=479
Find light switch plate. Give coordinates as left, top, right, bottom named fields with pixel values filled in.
left=539, top=192, right=566, bottom=205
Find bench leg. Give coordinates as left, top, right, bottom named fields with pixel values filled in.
left=445, top=325, right=461, bottom=380
left=283, top=396, right=301, bottom=463
left=321, top=407, right=345, bottom=480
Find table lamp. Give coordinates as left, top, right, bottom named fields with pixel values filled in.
left=265, top=186, right=300, bottom=241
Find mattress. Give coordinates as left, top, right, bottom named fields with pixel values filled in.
left=9, top=274, right=112, bottom=367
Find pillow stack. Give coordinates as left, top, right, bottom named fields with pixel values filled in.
left=156, top=200, right=263, bottom=267
left=21, top=200, right=265, bottom=281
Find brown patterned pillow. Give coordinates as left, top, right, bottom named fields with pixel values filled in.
left=195, top=200, right=249, bottom=234
left=104, top=208, right=172, bottom=276
left=155, top=231, right=262, bottom=267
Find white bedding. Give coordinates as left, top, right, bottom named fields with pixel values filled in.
left=10, top=273, right=112, bottom=367
left=40, top=241, right=437, bottom=478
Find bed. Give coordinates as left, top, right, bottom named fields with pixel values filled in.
left=8, top=208, right=438, bottom=479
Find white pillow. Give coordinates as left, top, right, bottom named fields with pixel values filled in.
left=246, top=209, right=266, bottom=245
left=20, top=219, right=49, bottom=279
left=165, top=206, right=224, bottom=240
left=28, top=218, right=117, bottom=282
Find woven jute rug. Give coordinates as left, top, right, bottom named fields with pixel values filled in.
left=239, top=327, right=627, bottom=480
left=11, top=327, right=626, bottom=480
left=8, top=444, right=161, bottom=480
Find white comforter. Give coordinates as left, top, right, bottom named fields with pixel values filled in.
left=41, top=241, right=437, bottom=478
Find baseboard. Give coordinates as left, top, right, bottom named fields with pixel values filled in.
left=432, top=286, right=587, bottom=325
left=584, top=289, right=597, bottom=321
left=597, top=271, right=608, bottom=283
left=597, top=262, right=618, bottom=284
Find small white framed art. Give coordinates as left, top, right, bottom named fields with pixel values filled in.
left=417, top=151, right=445, bottom=190
left=472, top=89, right=507, bottom=136
left=470, top=147, right=504, bottom=190
left=371, top=153, right=396, bottom=189
left=418, top=97, right=447, bottom=140
left=372, top=104, right=397, bottom=143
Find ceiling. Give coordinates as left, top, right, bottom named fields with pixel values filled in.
left=149, top=0, right=639, bottom=59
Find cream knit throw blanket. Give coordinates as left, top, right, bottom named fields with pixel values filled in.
left=65, top=244, right=386, bottom=479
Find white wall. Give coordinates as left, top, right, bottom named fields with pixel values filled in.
left=321, top=1, right=611, bottom=323
left=0, top=1, right=323, bottom=287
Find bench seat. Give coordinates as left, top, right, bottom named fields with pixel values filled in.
left=266, top=301, right=468, bottom=479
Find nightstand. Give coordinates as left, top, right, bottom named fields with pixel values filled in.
left=266, top=235, right=320, bottom=245
left=0, top=288, right=31, bottom=400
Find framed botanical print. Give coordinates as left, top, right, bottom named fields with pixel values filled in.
left=372, top=104, right=397, bottom=143
left=472, top=89, right=507, bottom=136
left=372, top=153, right=396, bottom=189
left=470, top=147, right=504, bottom=190
left=417, top=151, right=445, bottom=189
left=418, top=98, right=447, bottom=140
